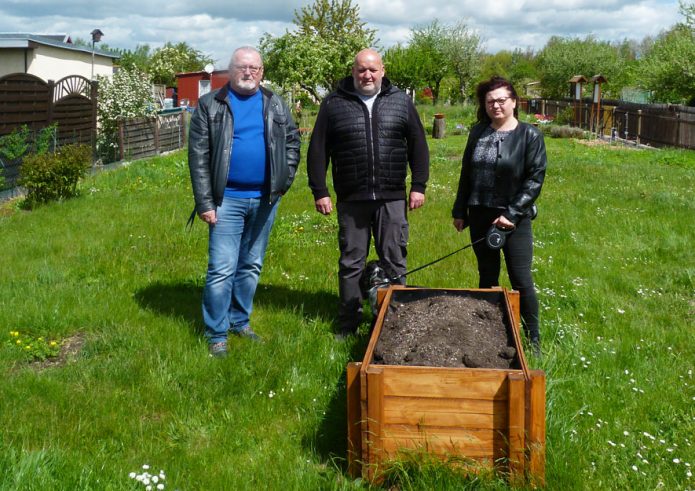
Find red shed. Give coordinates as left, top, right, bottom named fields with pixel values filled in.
left=175, top=69, right=228, bottom=108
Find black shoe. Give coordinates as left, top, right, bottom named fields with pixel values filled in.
left=530, top=337, right=541, bottom=357
left=335, top=328, right=356, bottom=341
left=208, top=341, right=228, bottom=358
left=234, top=326, right=262, bottom=342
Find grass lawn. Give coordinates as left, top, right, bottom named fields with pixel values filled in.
left=1, top=111, right=694, bottom=490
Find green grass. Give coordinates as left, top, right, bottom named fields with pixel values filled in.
left=1, top=112, right=694, bottom=490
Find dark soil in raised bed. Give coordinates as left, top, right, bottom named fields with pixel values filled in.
left=373, top=294, right=518, bottom=369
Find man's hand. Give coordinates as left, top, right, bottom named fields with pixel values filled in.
left=199, top=209, right=217, bottom=225
left=409, top=191, right=425, bottom=210
left=453, top=218, right=466, bottom=232
left=315, top=197, right=333, bottom=215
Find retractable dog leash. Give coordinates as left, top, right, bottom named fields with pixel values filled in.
left=382, top=224, right=513, bottom=285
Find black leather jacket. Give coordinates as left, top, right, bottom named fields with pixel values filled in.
left=188, top=85, right=300, bottom=214
left=452, top=122, right=546, bottom=225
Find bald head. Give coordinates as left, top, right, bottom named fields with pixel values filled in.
left=352, top=49, right=385, bottom=96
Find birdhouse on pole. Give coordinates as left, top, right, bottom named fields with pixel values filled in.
left=568, top=75, right=587, bottom=128
left=590, top=75, right=607, bottom=135
left=568, top=75, right=588, bottom=100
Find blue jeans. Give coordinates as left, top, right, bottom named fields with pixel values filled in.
left=203, top=197, right=279, bottom=343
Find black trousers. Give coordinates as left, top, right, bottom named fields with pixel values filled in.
left=468, top=207, right=540, bottom=341
left=336, top=200, right=408, bottom=332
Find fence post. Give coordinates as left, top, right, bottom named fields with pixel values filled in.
left=47, top=79, right=55, bottom=126
left=179, top=111, right=185, bottom=149
left=118, top=119, right=125, bottom=161
left=676, top=112, right=681, bottom=147
left=637, top=110, right=642, bottom=145
left=541, top=99, right=546, bottom=117
left=90, top=80, right=98, bottom=161
left=154, top=116, right=160, bottom=154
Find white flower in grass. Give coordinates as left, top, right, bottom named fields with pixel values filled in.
left=632, top=465, right=638, bottom=471
left=617, top=308, right=625, bottom=314
left=146, top=487, right=152, bottom=491
left=129, top=472, right=136, bottom=479
left=623, top=431, right=630, bottom=436
left=157, top=485, right=165, bottom=490
left=152, top=475, right=159, bottom=483
left=674, top=458, right=681, bottom=464
left=143, top=464, right=150, bottom=470
left=608, top=440, right=616, bottom=447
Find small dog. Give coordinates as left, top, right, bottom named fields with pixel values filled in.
left=360, top=260, right=392, bottom=315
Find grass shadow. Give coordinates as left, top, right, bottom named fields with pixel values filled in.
left=305, top=327, right=371, bottom=472
left=134, top=281, right=343, bottom=335
left=134, top=280, right=206, bottom=335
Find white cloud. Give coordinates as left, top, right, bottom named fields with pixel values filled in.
left=0, top=0, right=681, bottom=66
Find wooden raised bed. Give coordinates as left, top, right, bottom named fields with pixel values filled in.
left=346, top=286, right=545, bottom=486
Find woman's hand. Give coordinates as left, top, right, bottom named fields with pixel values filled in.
left=453, top=218, right=466, bottom=232
left=492, top=215, right=515, bottom=230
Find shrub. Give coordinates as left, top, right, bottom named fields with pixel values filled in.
left=550, top=125, right=587, bottom=139
left=555, top=106, right=575, bottom=125
left=97, top=69, right=156, bottom=163
left=0, top=125, right=31, bottom=162
left=19, top=144, right=91, bottom=207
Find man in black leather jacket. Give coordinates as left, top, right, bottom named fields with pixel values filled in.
left=308, top=48, right=429, bottom=338
left=188, top=46, right=300, bottom=356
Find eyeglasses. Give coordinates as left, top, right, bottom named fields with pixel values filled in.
left=232, top=65, right=262, bottom=74
left=486, top=97, right=512, bottom=107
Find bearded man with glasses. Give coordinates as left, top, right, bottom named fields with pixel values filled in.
left=188, top=46, right=300, bottom=357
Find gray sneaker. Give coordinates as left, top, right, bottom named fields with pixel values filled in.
left=208, top=341, right=228, bottom=358
left=234, top=326, right=261, bottom=342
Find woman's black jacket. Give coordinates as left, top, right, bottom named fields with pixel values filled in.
left=451, top=122, right=546, bottom=225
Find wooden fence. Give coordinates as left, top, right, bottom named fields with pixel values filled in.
left=0, top=73, right=97, bottom=186
left=520, top=98, right=695, bottom=149
left=117, top=110, right=187, bottom=161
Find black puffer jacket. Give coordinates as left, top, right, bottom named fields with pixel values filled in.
left=307, top=77, right=429, bottom=202
left=188, top=85, right=300, bottom=214
left=452, top=122, right=546, bottom=225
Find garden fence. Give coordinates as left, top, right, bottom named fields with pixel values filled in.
left=0, top=73, right=97, bottom=186
left=520, top=98, right=695, bottom=149
left=117, top=110, right=188, bottom=161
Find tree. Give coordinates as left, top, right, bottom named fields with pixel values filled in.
left=96, top=68, right=156, bottom=162
left=383, top=44, right=424, bottom=95
left=536, top=36, right=628, bottom=99
left=638, top=25, right=695, bottom=104
left=116, top=44, right=152, bottom=73
left=442, top=21, right=483, bottom=102
left=408, top=20, right=450, bottom=105
left=261, top=0, right=375, bottom=99
left=148, top=42, right=213, bottom=87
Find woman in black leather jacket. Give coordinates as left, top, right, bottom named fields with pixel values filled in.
left=452, top=77, right=546, bottom=351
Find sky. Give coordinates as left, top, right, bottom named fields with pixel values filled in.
left=0, top=0, right=682, bottom=67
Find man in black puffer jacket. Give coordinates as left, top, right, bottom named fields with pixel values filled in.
left=308, top=48, right=429, bottom=338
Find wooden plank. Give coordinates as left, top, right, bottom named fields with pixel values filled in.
left=383, top=396, right=506, bottom=429
left=365, top=367, right=384, bottom=480
left=526, top=370, right=546, bottom=487
left=507, top=373, right=525, bottom=483
left=381, top=431, right=507, bottom=460
left=362, top=286, right=397, bottom=368
left=504, top=289, right=529, bottom=377
left=381, top=367, right=511, bottom=400
left=347, top=362, right=362, bottom=477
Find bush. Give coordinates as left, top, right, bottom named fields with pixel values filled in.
left=555, top=106, right=575, bottom=125
left=19, top=144, right=92, bottom=207
left=550, top=125, right=587, bottom=139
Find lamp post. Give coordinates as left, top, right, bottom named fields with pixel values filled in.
left=90, top=29, right=104, bottom=80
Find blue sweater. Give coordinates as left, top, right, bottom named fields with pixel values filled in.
left=225, top=88, right=267, bottom=198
